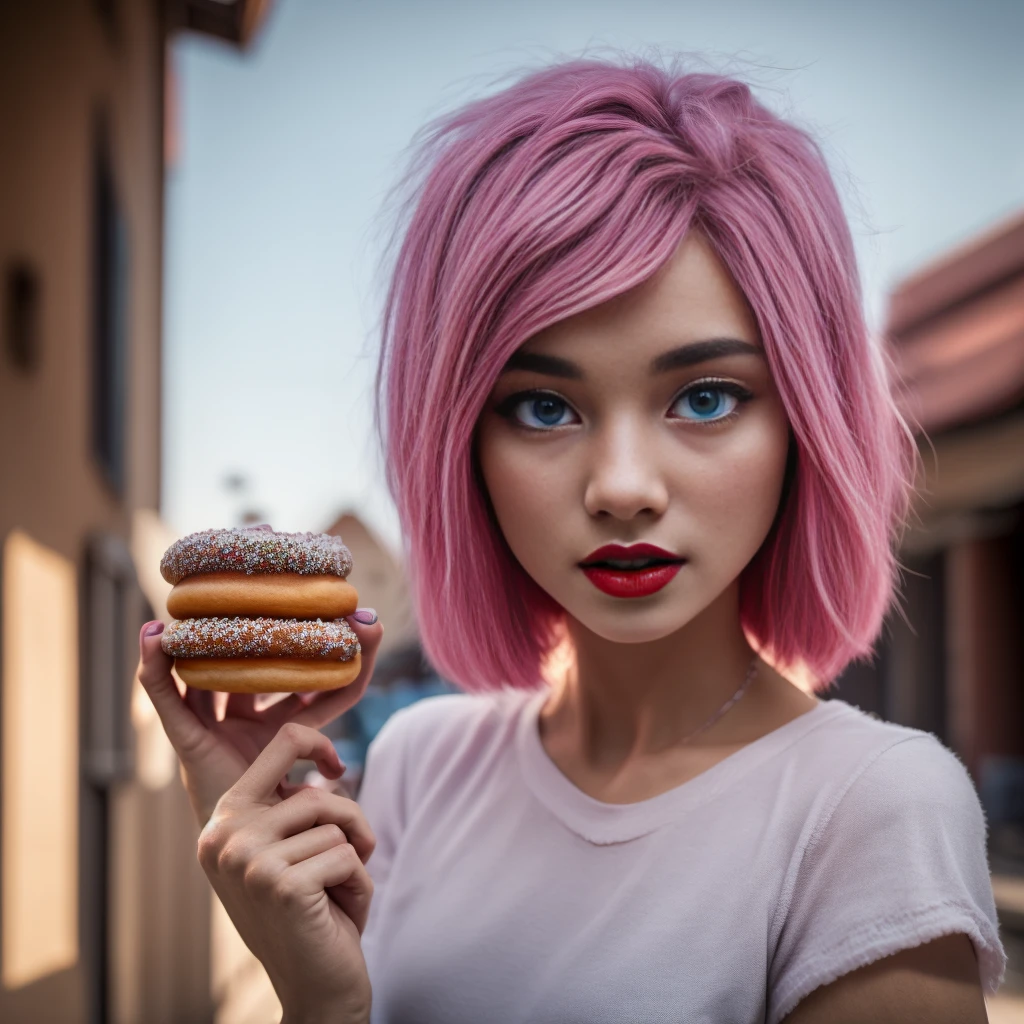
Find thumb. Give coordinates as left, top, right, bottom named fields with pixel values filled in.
left=137, top=620, right=207, bottom=750
left=138, top=620, right=174, bottom=681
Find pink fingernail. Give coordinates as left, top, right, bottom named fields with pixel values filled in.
left=352, top=608, right=377, bottom=625
left=144, top=621, right=164, bottom=637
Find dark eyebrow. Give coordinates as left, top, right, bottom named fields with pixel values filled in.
left=500, top=337, right=764, bottom=379
left=650, top=338, right=764, bottom=372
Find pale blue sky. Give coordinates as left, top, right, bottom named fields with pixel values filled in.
left=162, top=0, right=1024, bottom=553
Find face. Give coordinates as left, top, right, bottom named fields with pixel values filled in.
left=474, top=230, right=792, bottom=645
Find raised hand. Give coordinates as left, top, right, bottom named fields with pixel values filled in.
left=136, top=609, right=382, bottom=829
left=197, top=722, right=375, bottom=1021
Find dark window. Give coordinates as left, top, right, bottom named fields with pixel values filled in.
left=80, top=531, right=145, bottom=1024
left=90, top=119, right=130, bottom=496
left=82, top=531, right=139, bottom=786
left=93, top=0, right=118, bottom=41
left=4, top=261, right=42, bottom=372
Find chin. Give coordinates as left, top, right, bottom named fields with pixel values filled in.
left=567, top=600, right=704, bottom=646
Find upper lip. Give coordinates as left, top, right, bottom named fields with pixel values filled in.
left=579, top=543, right=684, bottom=566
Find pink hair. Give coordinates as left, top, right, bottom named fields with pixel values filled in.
left=374, top=54, right=918, bottom=693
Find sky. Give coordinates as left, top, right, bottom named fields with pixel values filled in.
left=162, top=0, right=1024, bottom=554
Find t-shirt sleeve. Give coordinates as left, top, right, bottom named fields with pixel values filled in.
left=768, top=734, right=1007, bottom=1024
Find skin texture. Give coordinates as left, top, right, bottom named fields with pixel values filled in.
left=779, top=932, right=987, bottom=1024
left=137, top=610, right=383, bottom=1023
left=477, top=228, right=817, bottom=800
left=476, top=229, right=987, bottom=1020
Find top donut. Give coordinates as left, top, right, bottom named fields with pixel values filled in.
left=160, top=527, right=354, bottom=585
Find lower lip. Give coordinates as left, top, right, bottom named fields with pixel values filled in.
left=580, top=562, right=684, bottom=598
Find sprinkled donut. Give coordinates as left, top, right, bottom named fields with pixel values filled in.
left=162, top=616, right=360, bottom=660
left=158, top=525, right=363, bottom=694
left=160, top=527, right=353, bottom=584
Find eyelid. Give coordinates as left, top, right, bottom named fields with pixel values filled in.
left=669, top=377, right=754, bottom=425
left=494, top=388, right=578, bottom=429
left=495, top=378, right=754, bottom=431
left=672, top=376, right=753, bottom=400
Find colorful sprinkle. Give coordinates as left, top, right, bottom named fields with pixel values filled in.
left=161, top=616, right=361, bottom=660
left=160, top=527, right=353, bottom=584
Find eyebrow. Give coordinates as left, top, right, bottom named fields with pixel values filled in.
left=500, top=338, right=764, bottom=379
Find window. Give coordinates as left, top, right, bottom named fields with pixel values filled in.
left=90, top=117, right=130, bottom=497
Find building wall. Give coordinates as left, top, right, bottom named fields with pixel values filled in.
left=0, top=3, right=214, bottom=1021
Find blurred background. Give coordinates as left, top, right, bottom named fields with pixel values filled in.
left=1, top=0, right=1023, bottom=1021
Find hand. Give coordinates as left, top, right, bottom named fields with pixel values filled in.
left=137, top=609, right=383, bottom=828
left=197, top=723, right=375, bottom=1019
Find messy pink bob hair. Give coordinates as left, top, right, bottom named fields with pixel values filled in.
left=374, top=54, right=917, bottom=694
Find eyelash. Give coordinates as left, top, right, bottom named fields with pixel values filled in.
left=494, top=378, right=755, bottom=432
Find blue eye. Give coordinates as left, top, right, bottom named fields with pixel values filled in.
left=672, top=382, right=748, bottom=423
left=502, top=392, right=576, bottom=430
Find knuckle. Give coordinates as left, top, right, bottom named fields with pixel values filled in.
left=323, top=823, right=345, bottom=843
left=273, top=873, right=304, bottom=910
left=196, top=822, right=228, bottom=869
left=243, top=855, right=277, bottom=896
left=217, top=838, right=250, bottom=876
left=293, top=785, right=322, bottom=809
left=278, top=721, right=308, bottom=745
left=196, top=836, right=216, bottom=870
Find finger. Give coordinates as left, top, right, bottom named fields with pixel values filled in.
left=259, top=787, right=374, bottom=864
left=224, top=691, right=262, bottom=722
left=264, top=613, right=383, bottom=730
left=137, top=621, right=211, bottom=753
left=265, top=823, right=350, bottom=866
left=228, top=723, right=343, bottom=806
left=183, top=684, right=218, bottom=731
left=281, top=844, right=373, bottom=935
left=275, top=778, right=345, bottom=803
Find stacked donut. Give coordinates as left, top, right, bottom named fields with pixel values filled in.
left=159, top=526, right=362, bottom=693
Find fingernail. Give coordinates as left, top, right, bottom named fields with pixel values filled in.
left=144, top=621, right=165, bottom=637
left=352, top=608, right=378, bottom=625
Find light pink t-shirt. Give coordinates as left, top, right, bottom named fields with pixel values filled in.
left=357, top=689, right=1006, bottom=1023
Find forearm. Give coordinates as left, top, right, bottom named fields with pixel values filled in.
left=280, top=1002, right=370, bottom=1024
left=279, top=988, right=371, bottom=1024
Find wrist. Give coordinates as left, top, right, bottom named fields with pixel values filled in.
left=281, top=1004, right=370, bottom=1024
left=279, top=988, right=371, bottom=1024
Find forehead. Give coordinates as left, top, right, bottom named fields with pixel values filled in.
left=521, top=230, right=761, bottom=359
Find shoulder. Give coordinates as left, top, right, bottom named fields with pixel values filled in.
left=786, top=700, right=974, bottom=811
left=801, top=706, right=984, bottom=847
left=767, top=706, right=1005, bottom=1022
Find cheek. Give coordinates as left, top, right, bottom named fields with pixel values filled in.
left=477, top=430, right=570, bottom=566
left=686, top=416, right=790, bottom=551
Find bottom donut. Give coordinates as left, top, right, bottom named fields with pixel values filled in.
left=173, top=653, right=362, bottom=693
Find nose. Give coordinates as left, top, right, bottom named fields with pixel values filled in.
left=582, top=414, right=669, bottom=521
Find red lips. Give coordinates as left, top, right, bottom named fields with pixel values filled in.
left=579, top=543, right=685, bottom=599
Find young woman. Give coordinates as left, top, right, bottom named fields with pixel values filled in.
left=138, top=54, right=1005, bottom=1024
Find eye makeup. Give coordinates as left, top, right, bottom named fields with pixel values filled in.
left=493, top=378, right=755, bottom=433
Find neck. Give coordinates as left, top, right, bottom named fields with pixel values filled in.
left=542, top=583, right=767, bottom=769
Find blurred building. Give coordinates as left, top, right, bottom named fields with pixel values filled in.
left=0, top=3, right=270, bottom=1023
left=835, top=209, right=1024, bottom=856
left=324, top=511, right=419, bottom=659
left=321, top=512, right=460, bottom=792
